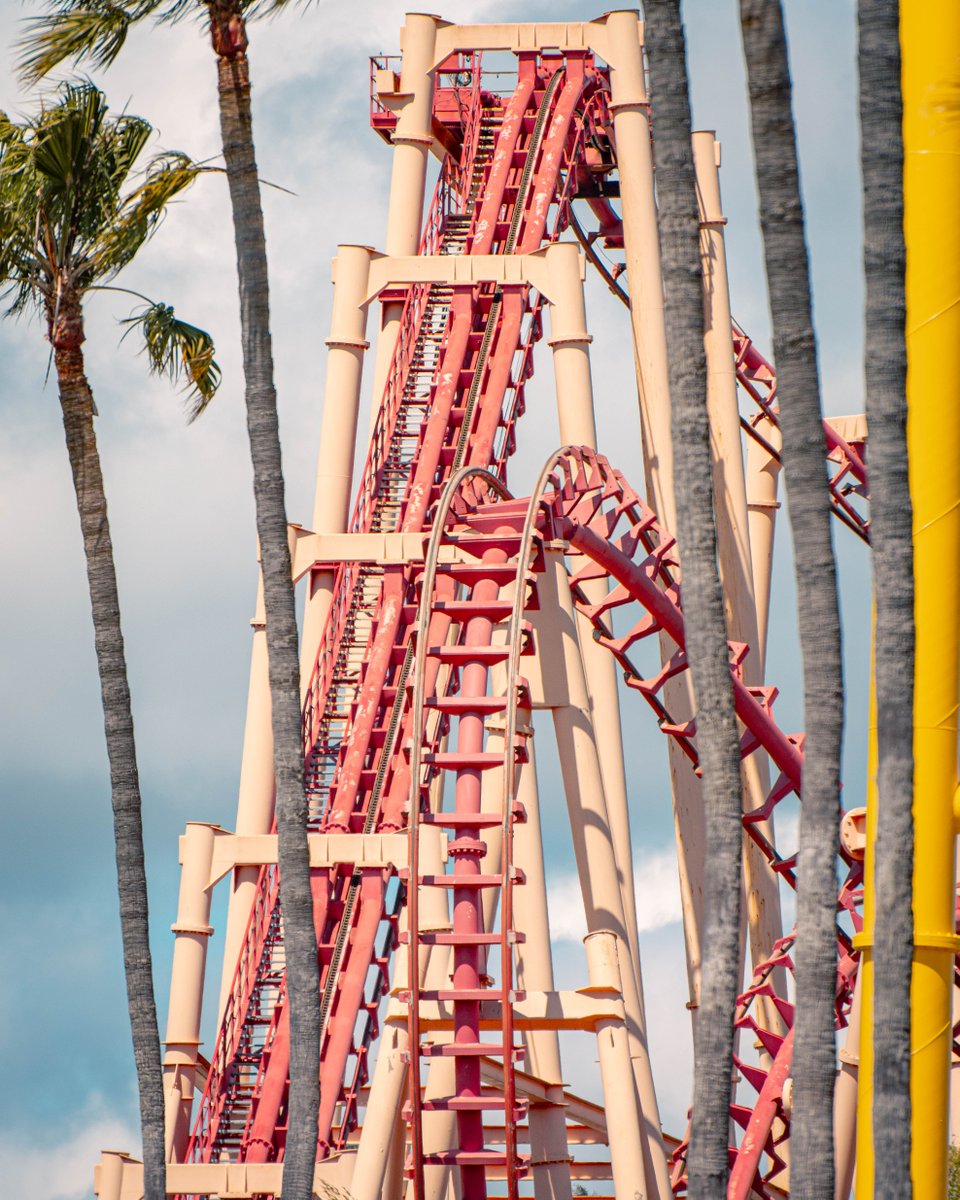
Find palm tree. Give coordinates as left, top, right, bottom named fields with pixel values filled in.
left=21, top=7, right=321, bottom=1196
left=641, top=4, right=746, bottom=1194
left=858, top=0, right=913, bottom=1190
left=0, top=82, right=220, bottom=1200
left=738, top=4, right=845, bottom=1197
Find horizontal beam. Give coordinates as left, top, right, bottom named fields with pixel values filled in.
left=203, top=828, right=447, bottom=889
left=94, top=1156, right=353, bottom=1199
left=289, top=529, right=509, bottom=581
left=432, top=16, right=644, bottom=69
left=290, top=530, right=429, bottom=579
left=329, top=247, right=585, bottom=306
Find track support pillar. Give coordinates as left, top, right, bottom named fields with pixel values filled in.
left=300, top=243, right=375, bottom=685
left=163, top=821, right=217, bottom=1161
left=584, top=930, right=651, bottom=1200
left=543, top=239, right=643, bottom=983
left=370, top=12, right=442, bottom=418
left=543, top=550, right=671, bottom=1199
left=693, top=131, right=785, bottom=1033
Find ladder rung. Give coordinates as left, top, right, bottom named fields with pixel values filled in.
left=428, top=645, right=511, bottom=664
left=424, top=695, right=508, bottom=714
left=415, top=1040, right=518, bottom=1058
left=423, top=751, right=505, bottom=770
left=399, top=930, right=525, bottom=946
left=414, top=873, right=516, bottom=888
left=419, top=808, right=525, bottom=829
left=405, top=1095, right=528, bottom=1114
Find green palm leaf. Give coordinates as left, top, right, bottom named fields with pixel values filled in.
left=19, top=1, right=163, bottom=82
left=81, top=151, right=201, bottom=282
left=122, top=301, right=221, bottom=418
left=19, top=0, right=301, bottom=85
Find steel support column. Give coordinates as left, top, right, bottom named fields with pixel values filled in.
left=217, top=567, right=273, bottom=1021
left=164, top=822, right=217, bottom=1161
left=542, top=550, right=670, bottom=1200
left=693, top=131, right=785, bottom=1033
left=300, top=244, right=374, bottom=690
left=369, top=13, right=441, bottom=420
left=543, top=239, right=643, bottom=985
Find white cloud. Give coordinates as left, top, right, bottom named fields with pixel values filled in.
left=548, top=848, right=683, bottom=942
left=0, top=1103, right=138, bottom=1200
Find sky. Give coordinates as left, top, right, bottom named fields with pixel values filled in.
left=0, top=1, right=870, bottom=1195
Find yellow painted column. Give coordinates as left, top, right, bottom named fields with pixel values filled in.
left=903, top=2, right=960, bottom=1191
left=857, top=6, right=960, bottom=1193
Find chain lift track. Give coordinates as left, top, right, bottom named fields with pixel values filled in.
left=151, top=21, right=894, bottom=1200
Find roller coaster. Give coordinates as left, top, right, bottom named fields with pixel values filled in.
left=91, top=12, right=945, bottom=1200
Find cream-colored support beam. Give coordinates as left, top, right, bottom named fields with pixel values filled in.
left=512, top=740, right=574, bottom=1200
left=833, top=974, right=862, bottom=1200
left=693, top=131, right=785, bottom=1031
left=217, top=571, right=274, bottom=1022
left=300, top=244, right=375, bottom=695
left=163, top=823, right=218, bottom=1162
left=602, top=9, right=675, bottom=530
left=542, top=551, right=670, bottom=1199
left=584, top=931, right=651, bottom=1200
left=93, top=1158, right=355, bottom=1199
left=601, top=13, right=718, bottom=1034
left=431, top=15, right=643, bottom=65
left=363, top=245, right=586, bottom=301
left=291, top=531, right=428, bottom=576
left=206, top=827, right=448, bottom=886
left=352, top=801, right=452, bottom=1200
left=350, top=1023, right=408, bottom=1200
left=543, top=239, right=643, bottom=984
left=369, top=13, right=442, bottom=418
left=94, top=1150, right=133, bottom=1200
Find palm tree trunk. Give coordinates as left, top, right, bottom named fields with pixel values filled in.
left=859, top=1, right=913, bottom=1192
left=50, top=291, right=166, bottom=1200
left=209, top=4, right=320, bottom=1196
left=738, top=5, right=845, bottom=1197
left=643, top=5, right=745, bottom=1194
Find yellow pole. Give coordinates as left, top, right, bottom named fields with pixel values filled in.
left=903, top=1, right=960, bottom=1190
left=858, top=5, right=960, bottom=1193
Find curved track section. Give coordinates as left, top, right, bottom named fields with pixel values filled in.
left=401, top=446, right=862, bottom=1198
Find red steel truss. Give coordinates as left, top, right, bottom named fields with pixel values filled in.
left=144, top=22, right=888, bottom=1200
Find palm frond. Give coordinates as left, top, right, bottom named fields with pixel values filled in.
left=83, top=151, right=201, bottom=281
left=122, top=301, right=221, bottom=418
left=0, top=107, right=50, bottom=312
left=18, top=0, right=165, bottom=83
left=32, top=82, right=106, bottom=191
